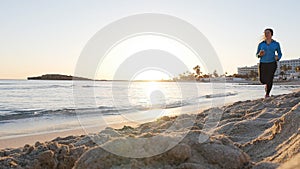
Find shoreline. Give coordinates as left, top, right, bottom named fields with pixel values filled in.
left=2, top=78, right=300, bottom=84
left=236, top=80, right=300, bottom=85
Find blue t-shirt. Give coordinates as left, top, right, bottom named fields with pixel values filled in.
left=256, top=40, right=282, bottom=63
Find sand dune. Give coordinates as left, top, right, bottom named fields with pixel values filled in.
left=1, top=91, right=299, bottom=169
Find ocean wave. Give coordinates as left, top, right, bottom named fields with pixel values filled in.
left=204, top=92, right=238, bottom=98
left=0, top=109, right=46, bottom=121
left=0, top=92, right=238, bottom=122
left=279, top=85, right=300, bottom=88
left=0, top=106, right=125, bottom=122
left=0, top=84, right=73, bottom=91
left=34, top=84, right=73, bottom=90
left=165, top=100, right=190, bottom=109
left=80, top=85, right=110, bottom=88
left=82, top=85, right=97, bottom=88
left=0, top=83, right=15, bottom=85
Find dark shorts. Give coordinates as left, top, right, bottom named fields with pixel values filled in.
left=259, top=62, right=277, bottom=84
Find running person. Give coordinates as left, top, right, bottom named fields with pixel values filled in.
left=256, top=28, right=282, bottom=98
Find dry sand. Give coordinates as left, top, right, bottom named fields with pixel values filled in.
left=1, top=91, right=300, bottom=169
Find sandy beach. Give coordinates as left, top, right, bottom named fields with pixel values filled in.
left=2, top=1, right=300, bottom=168
left=1, top=91, right=300, bottom=169
left=0, top=121, right=140, bottom=149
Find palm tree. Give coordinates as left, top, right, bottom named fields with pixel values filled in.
left=279, top=71, right=285, bottom=80
left=287, top=65, right=292, bottom=74
left=249, top=70, right=258, bottom=79
left=280, top=64, right=287, bottom=72
left=280, top=64, right=290, bottom=79
left=213, top=70, right=219, bottom=78
left=193, top=65, right=202, bottom=81
left=295, top=66, right=300, bottom=72
left=202, top=74, right=210, bottom=78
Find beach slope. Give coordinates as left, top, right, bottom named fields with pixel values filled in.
left=1, top=91, right=299, bottom=169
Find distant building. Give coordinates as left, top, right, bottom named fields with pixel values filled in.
left=276, top=58, right=300, bottom=75
left=238, top=58, right=300, bottom=76
left=237, top=64, right=258, bottom=75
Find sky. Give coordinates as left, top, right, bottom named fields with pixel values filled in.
left=1, top=0, right=300, bottom=80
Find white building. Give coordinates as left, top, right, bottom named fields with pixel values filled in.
left=237, top=64, right=258, bottom=75
left=238, top=58, right=300, bottom=76
left=276, top=58, right=300, bottom=75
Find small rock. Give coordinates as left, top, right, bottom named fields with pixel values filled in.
left=38, top=150, right=54, bottom=161
left=59, top=145, right=69, bottom=155
left=160, top=116, right=171, bottom=121
left=38, top=150, right=57, bottom=168
left=23, top=144, right=30, bottom=152
left=47, top=142, right=60, bottom=151
left=9, top=160, right=18, bottom=167
left=130, top=159, right=144, bottom=169
left=167, top=143, right=191, bottom=163
left=26, top=146, right=34, bottom=154
left=99, top=128, right=121, bottom=137
left=35, top=141, right=42, bottom=147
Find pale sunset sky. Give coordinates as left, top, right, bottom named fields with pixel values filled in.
left=1, top=0, right=300, bottom=80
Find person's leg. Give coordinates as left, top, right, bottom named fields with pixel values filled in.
left=259, top=63, right=267, bottom=84
left=265, top=62, right=277, bottom=97
left=259, top=63, right=269, bottom=97
left=266, top=82, right=272, bottom=96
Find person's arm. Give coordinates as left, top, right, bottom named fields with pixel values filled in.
left=276, top=42, right=282, bottom=60
left=256, top=43, right=261, bottom=58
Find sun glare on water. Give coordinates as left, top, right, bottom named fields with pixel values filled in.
left=132, top=70, right=171, bottom=106
left=133, top=69, right=171, bottom=81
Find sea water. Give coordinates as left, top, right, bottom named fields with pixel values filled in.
left=0, top=80, right=298, bottom=139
